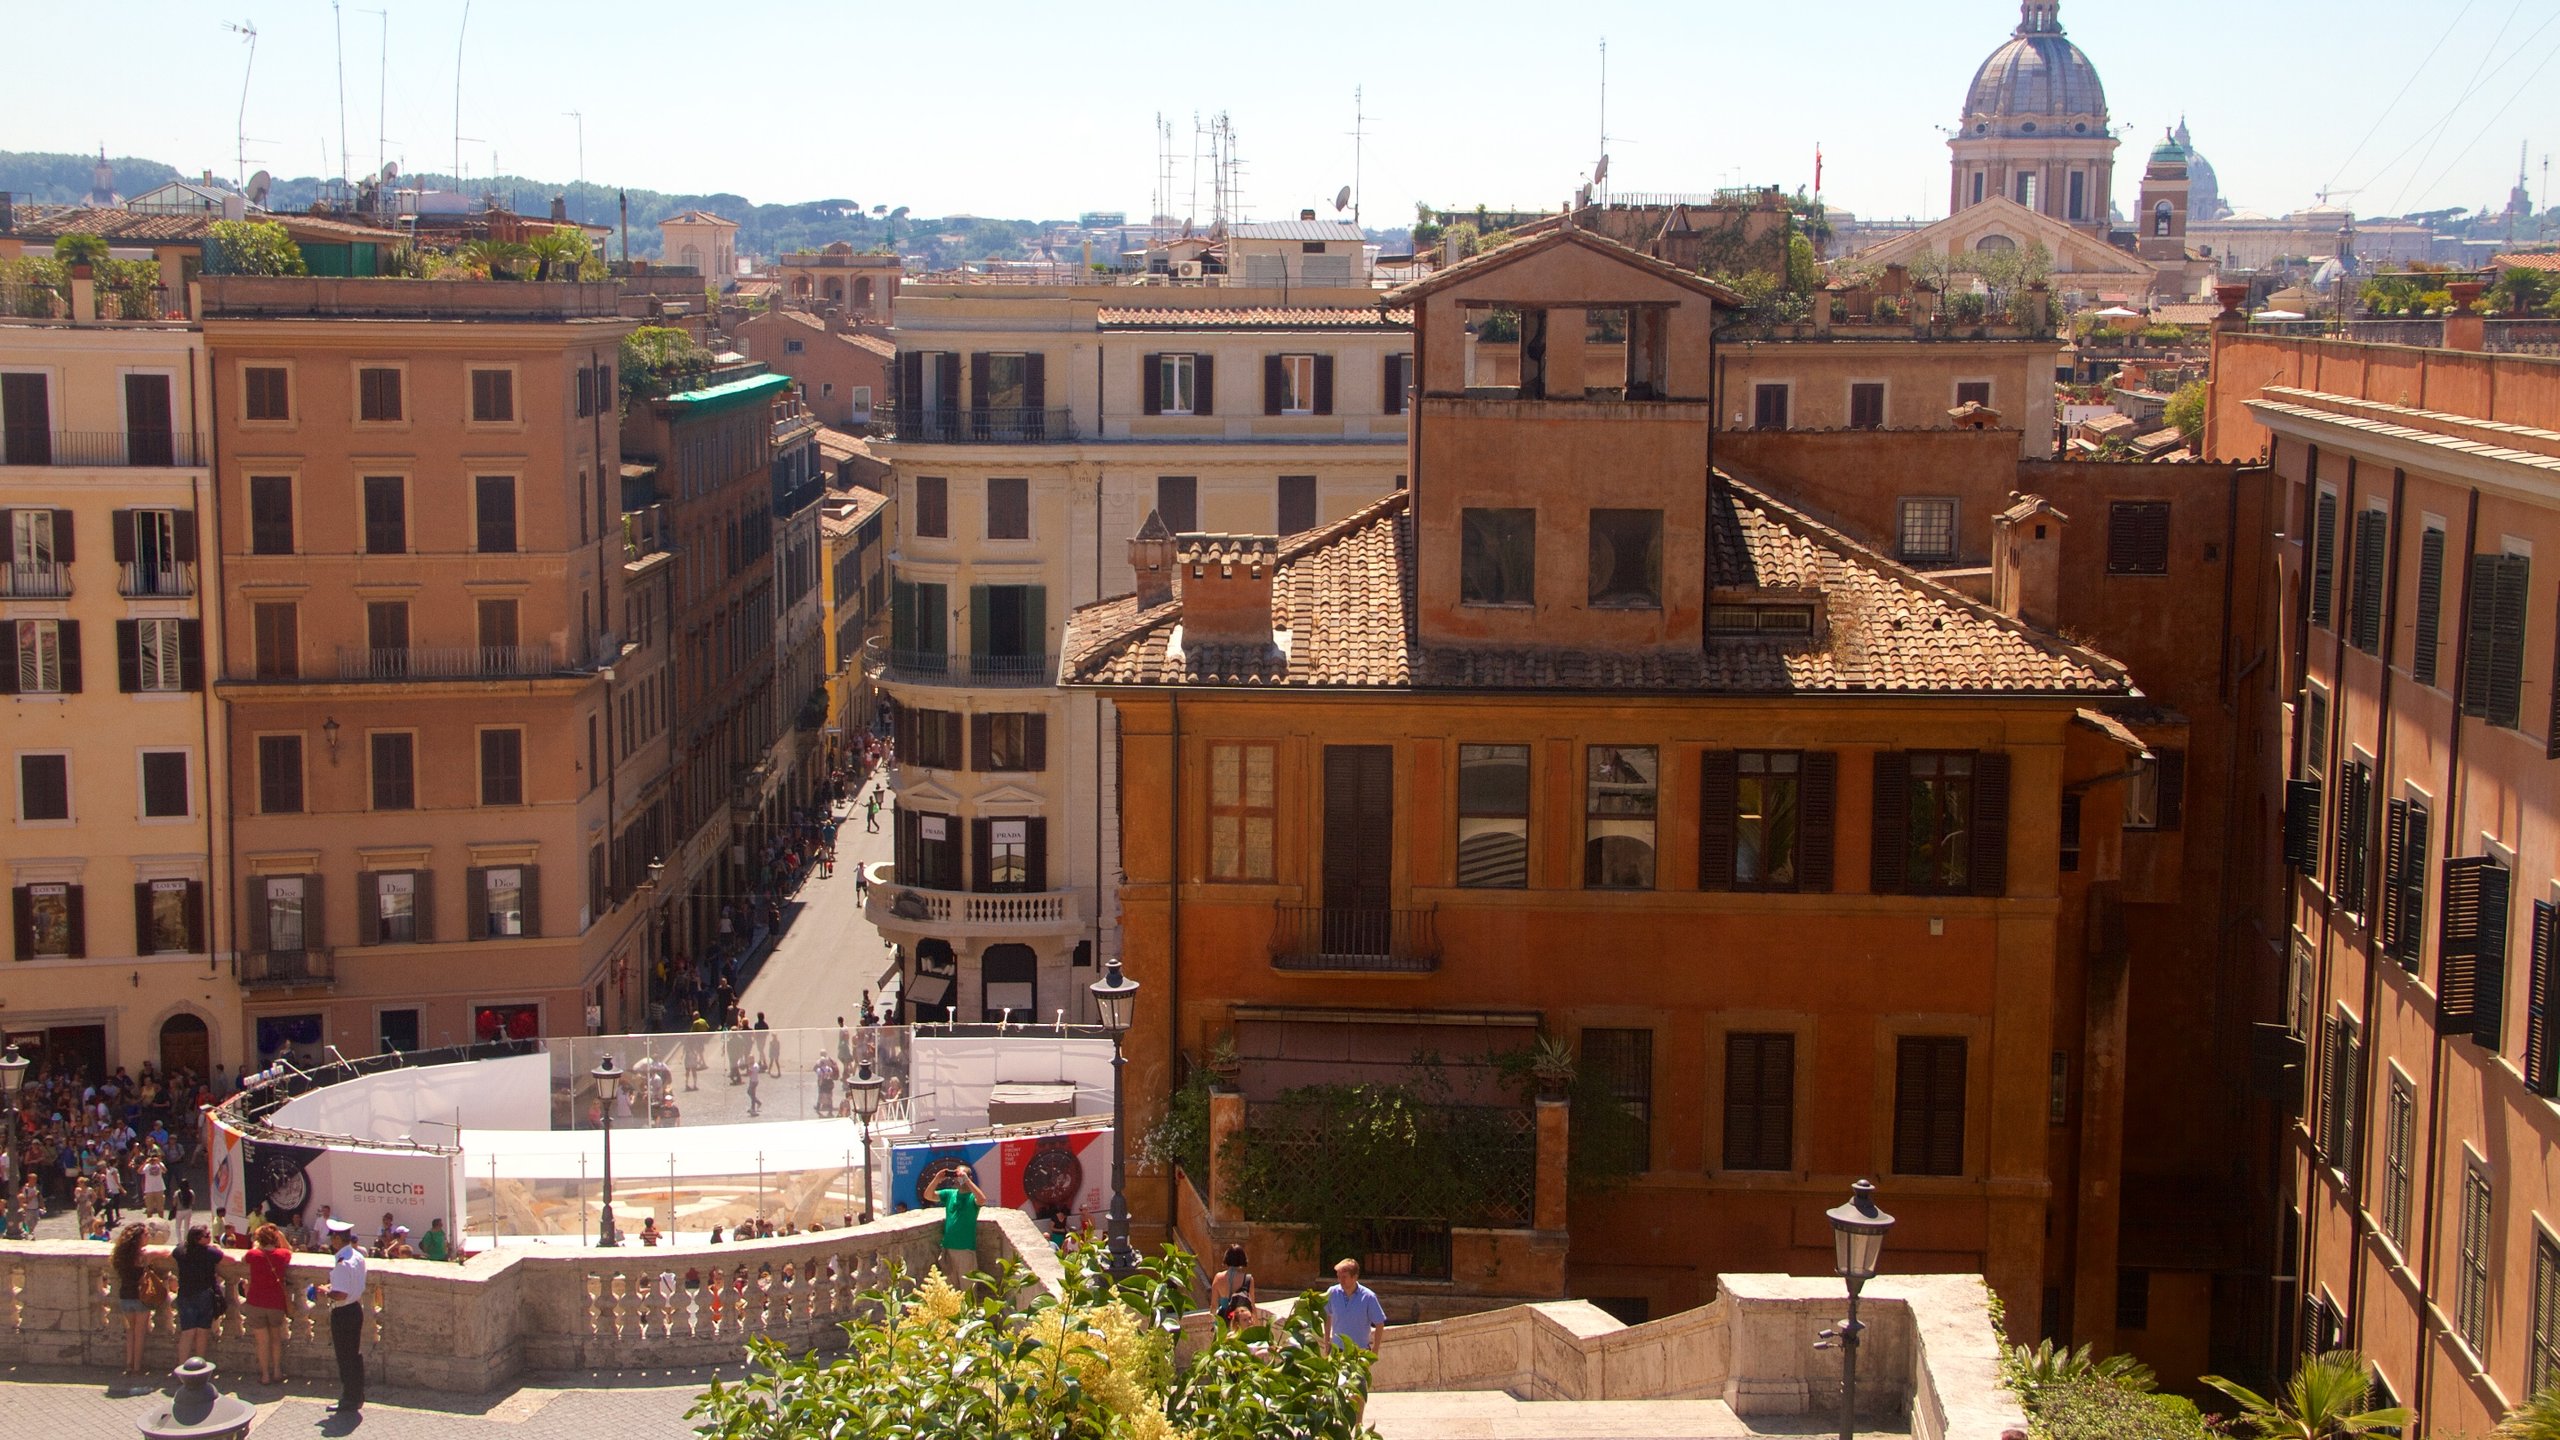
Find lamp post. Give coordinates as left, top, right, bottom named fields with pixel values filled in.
left=845, top=1058, right=883, bottom=1224
left=593, top=1056, right=622, bottom=1247
left=1087, top=957, right=1140, bottom=1278
left=1823, top=1179, right=1896, bottom=1440
left=0, top=1042, right=27, bottom=1209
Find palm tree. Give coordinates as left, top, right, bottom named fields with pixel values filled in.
left=2202, top=1352, right=2409, bottom=1440
left=2500, top=1386, right=2560, bottom=1440
left=526, top=230, right=599, bottom=282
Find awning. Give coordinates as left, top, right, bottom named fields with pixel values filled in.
left=908, top=974, right=955, bottom=1007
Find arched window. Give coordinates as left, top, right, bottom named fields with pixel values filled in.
left=823, top=278, right=844, bottom=302
left=855, top=278, right=874, bottom=308
left=2153, top=200, right=2175, bottom=236
left=679, top=244, right=702, bottom=272
left=1975, top=234, right=2018, bottom=254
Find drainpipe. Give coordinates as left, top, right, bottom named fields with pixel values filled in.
left=1163, top=689, right=1182, bottom=1239
left=187, top=347, right=222, bottom=1047
left=207, top=346, right=241, bottom=1017
left=2341, top=467, right=2405, bottom=1345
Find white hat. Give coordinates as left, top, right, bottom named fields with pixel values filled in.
left=326, top=1218, right=355, bottom=1235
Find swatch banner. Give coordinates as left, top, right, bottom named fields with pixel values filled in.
left=886, top=1128, right=1113, bottom=1227
left=202, top=1109, right=460, bottom=1237
left=203, top=1110, right=327, bottom=1229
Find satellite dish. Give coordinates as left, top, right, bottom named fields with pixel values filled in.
left=246, top=170, right=272, bottom=206
left=1334, top=186, right=1352, bottom=213
left=381, top=161, right=400, bottom=184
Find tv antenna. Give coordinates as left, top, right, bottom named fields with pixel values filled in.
left=1595, top=38, right=1610, bottom=206
left=332, top=2, right=350, bottom=188
left=360, top=8, right=388, bottom=182
left=221, top=19, right=259, bottom=187
left=453, top=0, right=473, bottom=195
left=564, top=111, right=585, bottom=220
left=1347, top=85, right=1369, bottom=226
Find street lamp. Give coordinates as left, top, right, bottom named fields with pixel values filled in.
left=593, top=1055, right=622, bottom=1247
left=0, top=1042, right=27, bottom=1209
left=1087, top=957, right=1140, bottom=1278
left=1823, top=1179, right=1896, bottom=1440
left=845, top=1058, right=883, bottom=1223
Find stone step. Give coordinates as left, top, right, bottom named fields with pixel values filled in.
left=1365, top=1390, right=1912, bottom=1440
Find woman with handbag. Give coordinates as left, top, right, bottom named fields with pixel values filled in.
left=171, top=1224, right=230, bottom=1364
left=1210, top=1245, right=1257, bottom=1328
left=242, top=1224, right=295, bottom=1384
left=109, top=1223, right=154, bottom=1375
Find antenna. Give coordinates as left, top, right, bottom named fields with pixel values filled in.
left=1351, top=85, right=1366, bottom=226
left=333, top=1, right=350, bottom=189
left=361, top=8, right=387, bottom=182
left=564, top=110, right=585, bottom=221
left=453, top=0, right=472, bottom=195
left=1596, top=37, right=1609, bottom=206
left=221, top=19, right=259, bottom=187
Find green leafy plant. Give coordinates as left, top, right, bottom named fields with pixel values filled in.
left=2202, top=1351, right=2409, bottom=1440
left=618, top=325, right=712, bottom=406
left=2163, top=380, right=2207, bottom=446
left=203, top=220, right=308, bottom=277
left=2009, top=1338, right=2157, bottom=1393
left=2501, top=1384, right=2560, bottom=1440
left=525, top=229, right=603, bottom=282
left=1139, top=1065, right=1213, bottom=1180
left=52, top=233, right=109, bottom=267
left=1946, top=290, right=1991, bottom=325
left=1221, top=1079, right=1536, bottom=1260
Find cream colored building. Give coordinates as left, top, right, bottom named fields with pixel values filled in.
left=868, top=284, right=1412, bottom=1022
left=658, top=210, right=738, bottom=281
left=2, top=283, right=231, bottom=1081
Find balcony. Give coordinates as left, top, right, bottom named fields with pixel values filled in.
left=0, top=430, right=203, bottom=467
left=862, top=864, right=1082, bottom=937
left=325, top=644, right=570, bottom=682
left=1270, top=903, right=1441, bottom=973
left=886, top=405, right=1079, bottom=444
left=240, top=948, right=334, bottom=989
left=119, top=562, right=195, bottom=598
left=0, top=561, right=70, bottom=598
left=864, top=636, right=1056, bottom=688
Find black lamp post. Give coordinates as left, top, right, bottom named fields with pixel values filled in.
left=846, top=1058, right=883, bottom=1223
left=0, top=1042, right=27, bottom=1207
left=593, top=1055, right=622, bottom=1247
left=1087, top=957, right=1140, bottom=1278
left=1824, top=1179, right=1896, bottom=1440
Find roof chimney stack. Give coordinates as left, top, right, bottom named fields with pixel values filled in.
left=1131, top=511, right=1177, bottom=610
left=550, top=194, right=570, bottom=223
left=1300, top=208, right=1317, bottom=222
left=1993, top=493, right=2068, bottom=631
left=1177, top=534, right=1281, bottom=649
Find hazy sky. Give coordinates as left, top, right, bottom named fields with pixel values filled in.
left=14, top=0, right=2560, bottom=228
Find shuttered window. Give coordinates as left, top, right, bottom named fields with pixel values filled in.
left=1701, top=751, right=1837, bottom=892
left=357, top=366, right=402, bottom=421
left=369, top=732, right=416, bottom=811
left=256, top=735, right=303, bottom=815
left=244, top=366, right=290, bottom=421
left=2381, top=1071, right=2416, bottom=1250
left=1383, top=353, right=1411, bottom=415
left=985, top=477, right=1029, bottom=540
left=1873, top=751, right=2007, bottom=897
left=972, top=713, right=1047, bottom=773
left=2333, top=757, right=2373, bottom=917
left=2106, top=501, right=2171, bottom=575
left=895, top=809, right=962, bottom=890
left=894, top=706, right=963, bottom=770
left=913, top=476, right=949, bottom=538
left=1722, top=1031, right=1795, bottom=1172
left=469, top=368, right=515, bottom=423
left=249, top=475, right=294, bottom=554
left=2284, top=780, right=2325, bottom=876
left=1892, top=1035, right=1967, bottom=1177
left=1277, top=475, right=1318, bottom=535
left=2308, top=488, right=2338, bottom=629
left=2318, top=1012, right=2362, bottom=1173
left=2413, top=525, right=2447, bottom=686
left=2347, top=507, right=2388, bottom=653
left=1848, top=382, right=1885, bottom=430
left=2380, top=797, right=2431, bottom=966
left=2462, top=552, right=2530, bottom=728
left=480, top=728, right=525, bottom=806
left=2532, top=1231, right=2560, bottom=1400
left=2525, top=899, right=2557, bottom=1099
left=1579, top=1028, right=1653, bottom=1171
left=2439, top=855, right=2513, bottom=1045
left=1155, top=476, right=1198, bottom=534
left=2457, top=1162, right=2494, bottom=1356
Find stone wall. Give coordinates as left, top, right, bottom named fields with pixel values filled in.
left=0, top=1208, right=1059, bottom=1392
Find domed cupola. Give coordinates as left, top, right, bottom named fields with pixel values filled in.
left=1948, top=0, right=2118, bottom=235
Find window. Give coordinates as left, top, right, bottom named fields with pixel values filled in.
left=474, top=476, right=518, bottom=553
left=1893, top=1035, right=1969, bottom=1176
left=1584, top=745, right=1658, bottom=889
left=2379, top=797, right=2432, bottom=965
left=12, top=618, right=71, bottom=693
left=469, top=368, right=515, bottom=423
left=481, top=866, right=527, bottom=937
left=363, top=476, right=406, bottom=554
left=2413, top=525, right=2447, bottom=687
left=369, top=732, right=416, bottom=811
left=261, top=876, right=307, bottom=954
left=913, top=476, right=948, bottom=538
left=2319, top=1012, right=2363, bottom=1170
left=2152, top=200, right=2174, bottom=236
left=2381, top=1071, right=2416, bottom=1250
left=357, top=365, right=403, bottom=422
left=2440, top=854, right=2514, bottom=1049
left=1272, top=353, right=1320, bottom=414
left=139, top=750, right=189, bottom=818
left=364, top=601, right=409, bottom=675
left=1579, top=1029, right=1654, bottom=1170
left=979, top=818, right=1036, bottom=890
left=480, top=728, right=525, bottom=806
left=379, top=1007, right=421, bottom=1052
left=373, top=871, right=419, bottom=944
left=986, top=476, right=1029, bottom=540
left=1156, top=476, right=1198, bottom=533
left=249, top=475, right=294, bottom=554
left=897, top=810, right=962, bottom=889
left=1736, top=752, right=1801, bottom=889
left=2290, top=935, right=2316, bottom=1039
left=2462, top=551, right=2530, bottom=728
left=2107, top=501, right=2171, bottom=575
left=1706, top=750, right=1837, bottom=890
left=477, top=598, right=520, bottom=654
left=1383, top=353, right=1411, bottom=415
left=256, top=735, right=303, bottom=814
left=1971, top=172, right=1985, bottom=205
left=1849, top=382, right=1885, bottom=429
left=1460, top=508, right=1536, bottom=606
left=851, top=385, right=873, bottom=414
left=1209, top=741, right=1277, bottom=882
left=1723, top=1031, right=1795, bottom=1171
left=2068, top=170, right=2087, bottom=222
left=783, top=338, right=804, bottom=355
left=1156, top=353, right=1197, bottom=415
left=2530, top=899, right=2558, bottom=1098
left=1587, top=509, right=1663, bottom=609
left=1752, top=383, right=1789, bottom=430
left=2016, top=172, right=2039, bottom=209
left=973, top=712, right=1046, bottom=772
left=2457, top=1160, right=2493, bottom=1356
left=7, top=507, right=57, bottom=576
left=0, top=372, right=48, bottom=465
left=2533, top=1230, right=2560, bottom=1399
left=2307, top=488, right=2339, bottom=629
left=2348, top=508, right=2388, bottom=653
left=970, top=583, right=1046, bottom=668
left=1956, top=381, right=1992, bottom=409
left=18, top=754, right=68, bottom=821
left=1456, top=744, right=1530, bottom=888
left=128, top=617, right=185, bottom=692
left=1278, top=475, right=1317, bottom=535
left=896, top=706, right=964, bottom=770
left=1899, top=497, right=1958, bottom=562
left=141, top=878, right=198, bottom=955
left=13, top=883, right=80, bottom=959
left=244, top=366, right=290, bottom=421
left=1889, top=751, right=1994, bottom=895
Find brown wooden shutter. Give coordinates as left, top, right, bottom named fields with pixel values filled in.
left=465, top=867, right=489, bottom=940
left=897, top=350, right=923, bottom=417
left=518, top=865, right=540, bottom=939
left=1313, top=354, right=1335, bottom=414
left=1023, top=352, right=1045, bottom=411
left=1800, top=752, right=1839, bottom=893
left=1383, top=354, right=1407, bottom=415
left=2350, top=509, right=2387, bottom=653
left=244, top=876, right=270, bottom=956
left=2308, top=489, right=2337, bottom=628
left=2284, top=780, right=2324, bottom=874
left=1263, top=355, right=1284, bottom=415
left=2380, top=800, right=2410, bottom=955
left=183, top=880, right=204, bottom=952
left=1870, top=752, right=1908, bottom=894
left=1141, top=353, right=1162, bottom=415
left=116, top=619, right=141, bottom=693
left=56, top=619, right=80, bottom=693
left=970, top=713, right=992, bottom=772
left=1891, top=1039, right=1931, bottom=1174
left=1697, top=751, right=1737, bottom=890
left=9, top=887, right=31, bottom=961
left=935, top=353, right=961, bottom=416
left=1968, top=752, right=2011, bottom=897
left=173, top=510, right=196, bottom=563
left=2439, top=857, right=2509, bottom=1034
left=64, top=884, right=85, bottom=958
left=2397, top=800, right=2431, bottom=966
left=971, top=819, right=993, bottom=891
left=134, top=882, right=155, bottom=955
left=111, top=510, right=136, bottom=564
left=1024, top=714, right=1047, bottom=772
left=2413, top=526, right=2445, bottom=687
left=0, top=623, right=15, bottom=696
left=50, top=510, right=72, bottom=563
left=1026, top=817, right=1048, bottom=892
left=968, top=352, right=992, bottom=417
left=1194, top=354, right=1215, bottom=416
left=178, top=620, right=203, bottom=692
left=2155, top=749, right=2186, bottom=831
left=1894, top=1036, right=1967, bottom=1176
left=2527, top=899, right=2557, bottom=1097
left=303, top=872, right=323, bottom=952
left=1723, top=1032, right=1794, bottom=1171
left=361, top=872, right=384, bottom=946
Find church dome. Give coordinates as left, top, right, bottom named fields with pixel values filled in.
left=1962, top=1, right=2107, bottom=127
left=2174, top=118, right=2226, bottom=220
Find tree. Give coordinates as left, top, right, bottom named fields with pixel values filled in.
left=2503, top=1386, right=2560, bottom=1440
left=525, top=229, right=602, bottom=282
left=203, top=220, right=308, bottom=277
left=51, top=234, right=108, bottom=267
left=618, top=325, right=712, bottom=407
left=2163, top=380, right=2207, bottom=446
left=2202, top=1351, right=2409, bottom=1440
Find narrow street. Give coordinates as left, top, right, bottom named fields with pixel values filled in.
left=732, top=777, right=901, bottom=1031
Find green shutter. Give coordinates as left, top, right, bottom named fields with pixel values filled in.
left=968, top=585, right=991, bottom=662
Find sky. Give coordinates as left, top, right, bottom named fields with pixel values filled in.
left=12, top=0, right=2560, bottom=229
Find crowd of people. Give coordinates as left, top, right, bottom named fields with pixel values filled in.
left=2, top=1057, right=225, bottom=1242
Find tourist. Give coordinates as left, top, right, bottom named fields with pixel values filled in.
left=108, top=1222, right=152, bottom=1376
left=1324, top=1259, right=1387, bottom=1351
left=302, top=1204, right=334, bottom=1252
left=935, top=1165, right=985, bottom=1280
left=170, top=1175, right=195, bottom=1239
left=708, top=1225, right=724, bottom=1245
left=640, top=1216, right=663, bottom=1247
left=323, top=1217, right=368, bottom=1417
left=745, top=1051, right=764, bottom=1117
left=97, top=1159, right=123, bottom=1225
left=217, top=1209, right=248, bottom=1247
left=139, top=1151, right=165, bottom=1217
left=865, top=790, right=881, bottom=833
left=243, top=1223, right=294, bottom=1384
left=420, top=1217, right=450, bottom=1263
left=1212, top=1244, right=1258, bottom=1326
left=171, top=1224, right=227, bottom=1364
left=814, top=1052, right=838, bottom=1117
left=383, top=1225, right=417, bottom=1260
left=72, top=1175, right=94, bottom=1238
left=374, top=1212, right=398, bottom=1256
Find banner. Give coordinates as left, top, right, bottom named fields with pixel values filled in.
left=887, top=1127, right=1114, bottom=1228
left=200, top=1106, right=464, bottom=1240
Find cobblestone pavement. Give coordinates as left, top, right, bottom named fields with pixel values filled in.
left=0, top=1362, right=735, bottom=1437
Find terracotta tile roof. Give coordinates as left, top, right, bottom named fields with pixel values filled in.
left=1384, top=227, right=1744, bottom=308
left=813, top=426, right=873, bottom=464
left=2148, top=302, right=2224, bottom=325
left=1063, top=479, right=2130, bottom=697
left=845, top=331, right=897, bottom=360
left=1096, top=306, right=1411, bottom=331
left=821, top=484, right=887, bottom=536
left=2494, top=252, right=2560, bottom=273
left=4, top=206, right=402, bottom=244
left=664, top=209, right=738, bottom=227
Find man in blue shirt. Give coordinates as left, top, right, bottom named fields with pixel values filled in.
left=1323, top=1258, right=1388, bottom=1351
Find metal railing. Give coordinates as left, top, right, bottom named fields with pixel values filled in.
left=329, top=644, right=568, bottom=681
left=0, top=429, right=203, bottom=467
left=1270, top=903, right=1441, bottom=972
left=865, top=637, right=1056, bottom=688
left=887, top=406, right=1078, bottom=444
left=241, top=948, right=335, bottom=988
left=0, top=560, right=70, bottom=598
left=119, top=561, right=194, bottom=597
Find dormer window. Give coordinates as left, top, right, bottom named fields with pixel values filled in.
left=1710, top=604, right=1816, bottom=637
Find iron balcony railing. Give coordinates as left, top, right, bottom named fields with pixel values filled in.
left=1270, top=903, right=1441, bottom=973
left=865, top=636, right=1055, bottom=688
left=119, top=561, right=195, bottom=598
left=240, top=948, right=334, bottom=988
left=328, top=644, right=568, bottom=681
left=0, top=560, right=71, bottom=598
left=887, top=405, right=1078, bottom=444
left=0, top=429, right=203, bottom=467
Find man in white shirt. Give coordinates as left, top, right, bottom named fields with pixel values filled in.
left=325, top=1217, right=368, bottom=1416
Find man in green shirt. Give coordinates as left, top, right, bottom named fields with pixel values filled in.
left=935, top=1165, right=986, bottom=1280
left=419, top=1218, right=449, bottom=1262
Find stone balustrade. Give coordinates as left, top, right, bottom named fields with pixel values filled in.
left=0, top=1208, right=1061, bottom=1392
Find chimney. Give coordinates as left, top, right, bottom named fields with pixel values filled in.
left=1130, top=511, right=1177, bottom=610
left=1178, top=534, right=1280, bottom=648
left=1299, top=208, right=1317, bottom=222
left=823, top=304, right=848, bottom=334
left=221, top=191, right=246, bottom=222
left=1993, top=494, right=2068, bottom=631
left=550, top=194, right=569, bottom=223
left=2444, top=281, right=2486, bottom=353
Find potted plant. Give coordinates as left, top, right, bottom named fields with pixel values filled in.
left=1529, top=1035, right=1577, bottom=1098
left=1204, top=1034, right=1243, bottom=1090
